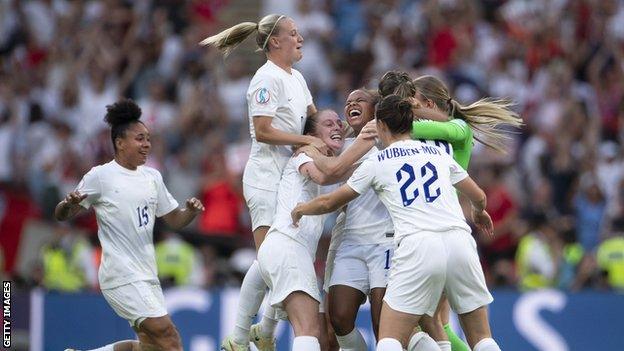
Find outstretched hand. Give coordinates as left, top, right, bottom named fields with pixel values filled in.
left=472, top=209, right=494, bottom=237
left=64, top=191, right=88, bottom=205
left=185, top=197, right=205, bottom=213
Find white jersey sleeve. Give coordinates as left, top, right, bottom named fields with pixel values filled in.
left=346, top=157, right=377, bottom=195
left=293, top=153, right=314, bottom=174
left=153, top=171, right=179, bottom=217
left=449, top=157, right=468, bottom=184
left=248, top=73, right=281, bottom=118
left=77, top=167, right=102, bottom=209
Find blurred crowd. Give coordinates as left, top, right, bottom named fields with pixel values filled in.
left=1, top=0, right=623, bottom=294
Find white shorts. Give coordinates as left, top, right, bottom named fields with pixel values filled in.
left=102, top=280, right=167, bottom=328
left=257, top=232, right=321, bottom=316
left=324, top=243, right=393, bottom=295
left=243, top=184, right=277, bottom=231
left=384, top=230, right=492, bottom=317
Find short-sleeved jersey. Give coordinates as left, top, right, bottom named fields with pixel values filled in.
left=77, top=160, right=179, bottom=289
left=347, top=139, right=470, bottom=242
left=268, top=154, right=336, bottom=257
left=243, top=60, right=313, bottom=192
left=330, top=138, right=393, bottom=250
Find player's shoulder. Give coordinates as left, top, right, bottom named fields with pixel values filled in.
left=86, top=160, right=115, bottom=177
left=291, top=67, right=306, bottom=80
left=253, top=62, right=282, bottom=80
left=139, top=165, right=164, bottom=180
left=450, top=118, right=470, bottom=129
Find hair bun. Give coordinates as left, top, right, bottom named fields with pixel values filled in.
left=398, top=98, right=412, bottom=112
left=104, top=99, right=142, bottom=126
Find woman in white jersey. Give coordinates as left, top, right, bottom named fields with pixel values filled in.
left=201, top=14, right=325, bottom=351
left=299, top=89, right=393, bottom=350
left=292, top=95, right=503, bottom=351
left=55, top=100, right=205, bottom=351
left=257, top=109, right=350, bottom=351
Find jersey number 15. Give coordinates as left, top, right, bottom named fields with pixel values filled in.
left=136, top=205, right=149, bottom=227
left=396, top=162, right=440, bottom=206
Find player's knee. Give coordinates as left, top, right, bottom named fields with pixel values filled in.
left=148, top=323, right=182, bottom=350
left=329, top=309, right=356, bottom=335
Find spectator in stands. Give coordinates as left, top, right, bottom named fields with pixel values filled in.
left=40, top=223, right=97, bottom=292
left=515, top=213, right=560, bottom=290
left=155, top=231, right=203, bottom=288
left=597, top=218, right=624, bottom=291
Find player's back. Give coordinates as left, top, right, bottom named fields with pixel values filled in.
left=349, top=139, right=471, bottom=242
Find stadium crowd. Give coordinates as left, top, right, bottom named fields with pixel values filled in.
left=0, top=0, right=623, bottom=293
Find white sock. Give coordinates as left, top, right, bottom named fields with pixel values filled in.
left=376, top=338, right=403, bottom=351
left=473, top=338, right=501, bottom=351
left=88, top=344, right=114, bottom=351
left=292, top=336, right=321, bottom=351
left=408, top=332, right=442, bottom=351
left=233, top=260, right=267, bottom=344
left=437, top=341, right=451, bottom=351
left=336, top=327, right=368, bottom=351
left=259, top=302, right=278, bottom=337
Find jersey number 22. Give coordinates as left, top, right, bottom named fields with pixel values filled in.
left=396, top=162, right=440, bottom=206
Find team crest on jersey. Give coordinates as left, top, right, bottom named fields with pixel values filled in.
left=255, top=88, right=271, bottom=104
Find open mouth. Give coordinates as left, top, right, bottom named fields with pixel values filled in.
left=348, top=109, right=362, bottom=118
left=330, top=131, right=342, bottom=141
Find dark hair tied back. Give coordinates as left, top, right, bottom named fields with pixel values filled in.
left=104, top=99, right=142, bottom=126
left=375, top=94, right=413, bottom=135
left=104, top=99, right=143, bottom=152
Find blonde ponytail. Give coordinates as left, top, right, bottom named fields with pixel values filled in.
left=412, top=75, right=523, bottom=153
left=450, top=98, right=523, bottom=153
left=200, top=14, right=286, bottom=57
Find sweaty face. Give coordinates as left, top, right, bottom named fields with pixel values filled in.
left=273, top=18, right=304, bottom=63
left=314, top=110, right=344, bottom=153
left=344, top=90, right=375, bottom=131
left=117, top=122, right=151, bottom=168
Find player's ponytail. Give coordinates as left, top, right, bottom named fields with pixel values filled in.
left=104, top=99, right=143, bottom=152
left=200, top=14, right=287, bottom=57
left=412, top=75, right=523, bottom=153
left=376, top=95, right=414, bottom=134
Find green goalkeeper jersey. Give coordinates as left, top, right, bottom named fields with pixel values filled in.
left=411, top=118, right=473, bottom=170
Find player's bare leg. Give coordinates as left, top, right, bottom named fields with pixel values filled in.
left=224, top=225, right=275, bottom=350
left=138, top=315, right=182, bottom=351
left=369, top=287, right=386, bottom=340
left=328, top=285, right=367, bottom=350
left=322, top=303, right=339, bottom=351
left=376, top=302, right=424, bottom=351
left=437, top=295, right=468, bottom=351
left=457, top=307, right=501, bottom=351
left=284, top=291, right=322, bottom=351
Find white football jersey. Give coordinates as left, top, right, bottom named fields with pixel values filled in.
left=268, top=154, right=336, bottom=257
left=77, top=160, right=179, bottom=289
left=330, top=138, right=393, bottom=250
left=347, top=139, right=470, bottom=242
left=243, top=60, right=313, bottom=192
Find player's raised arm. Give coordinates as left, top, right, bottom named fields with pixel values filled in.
left=291, top=184, right=360, bottom=226
left=54, top=191, right=88, bottom=221
left=300, top=126, right=376, bottom=179
left=161, top=197, right=205, bottom=230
